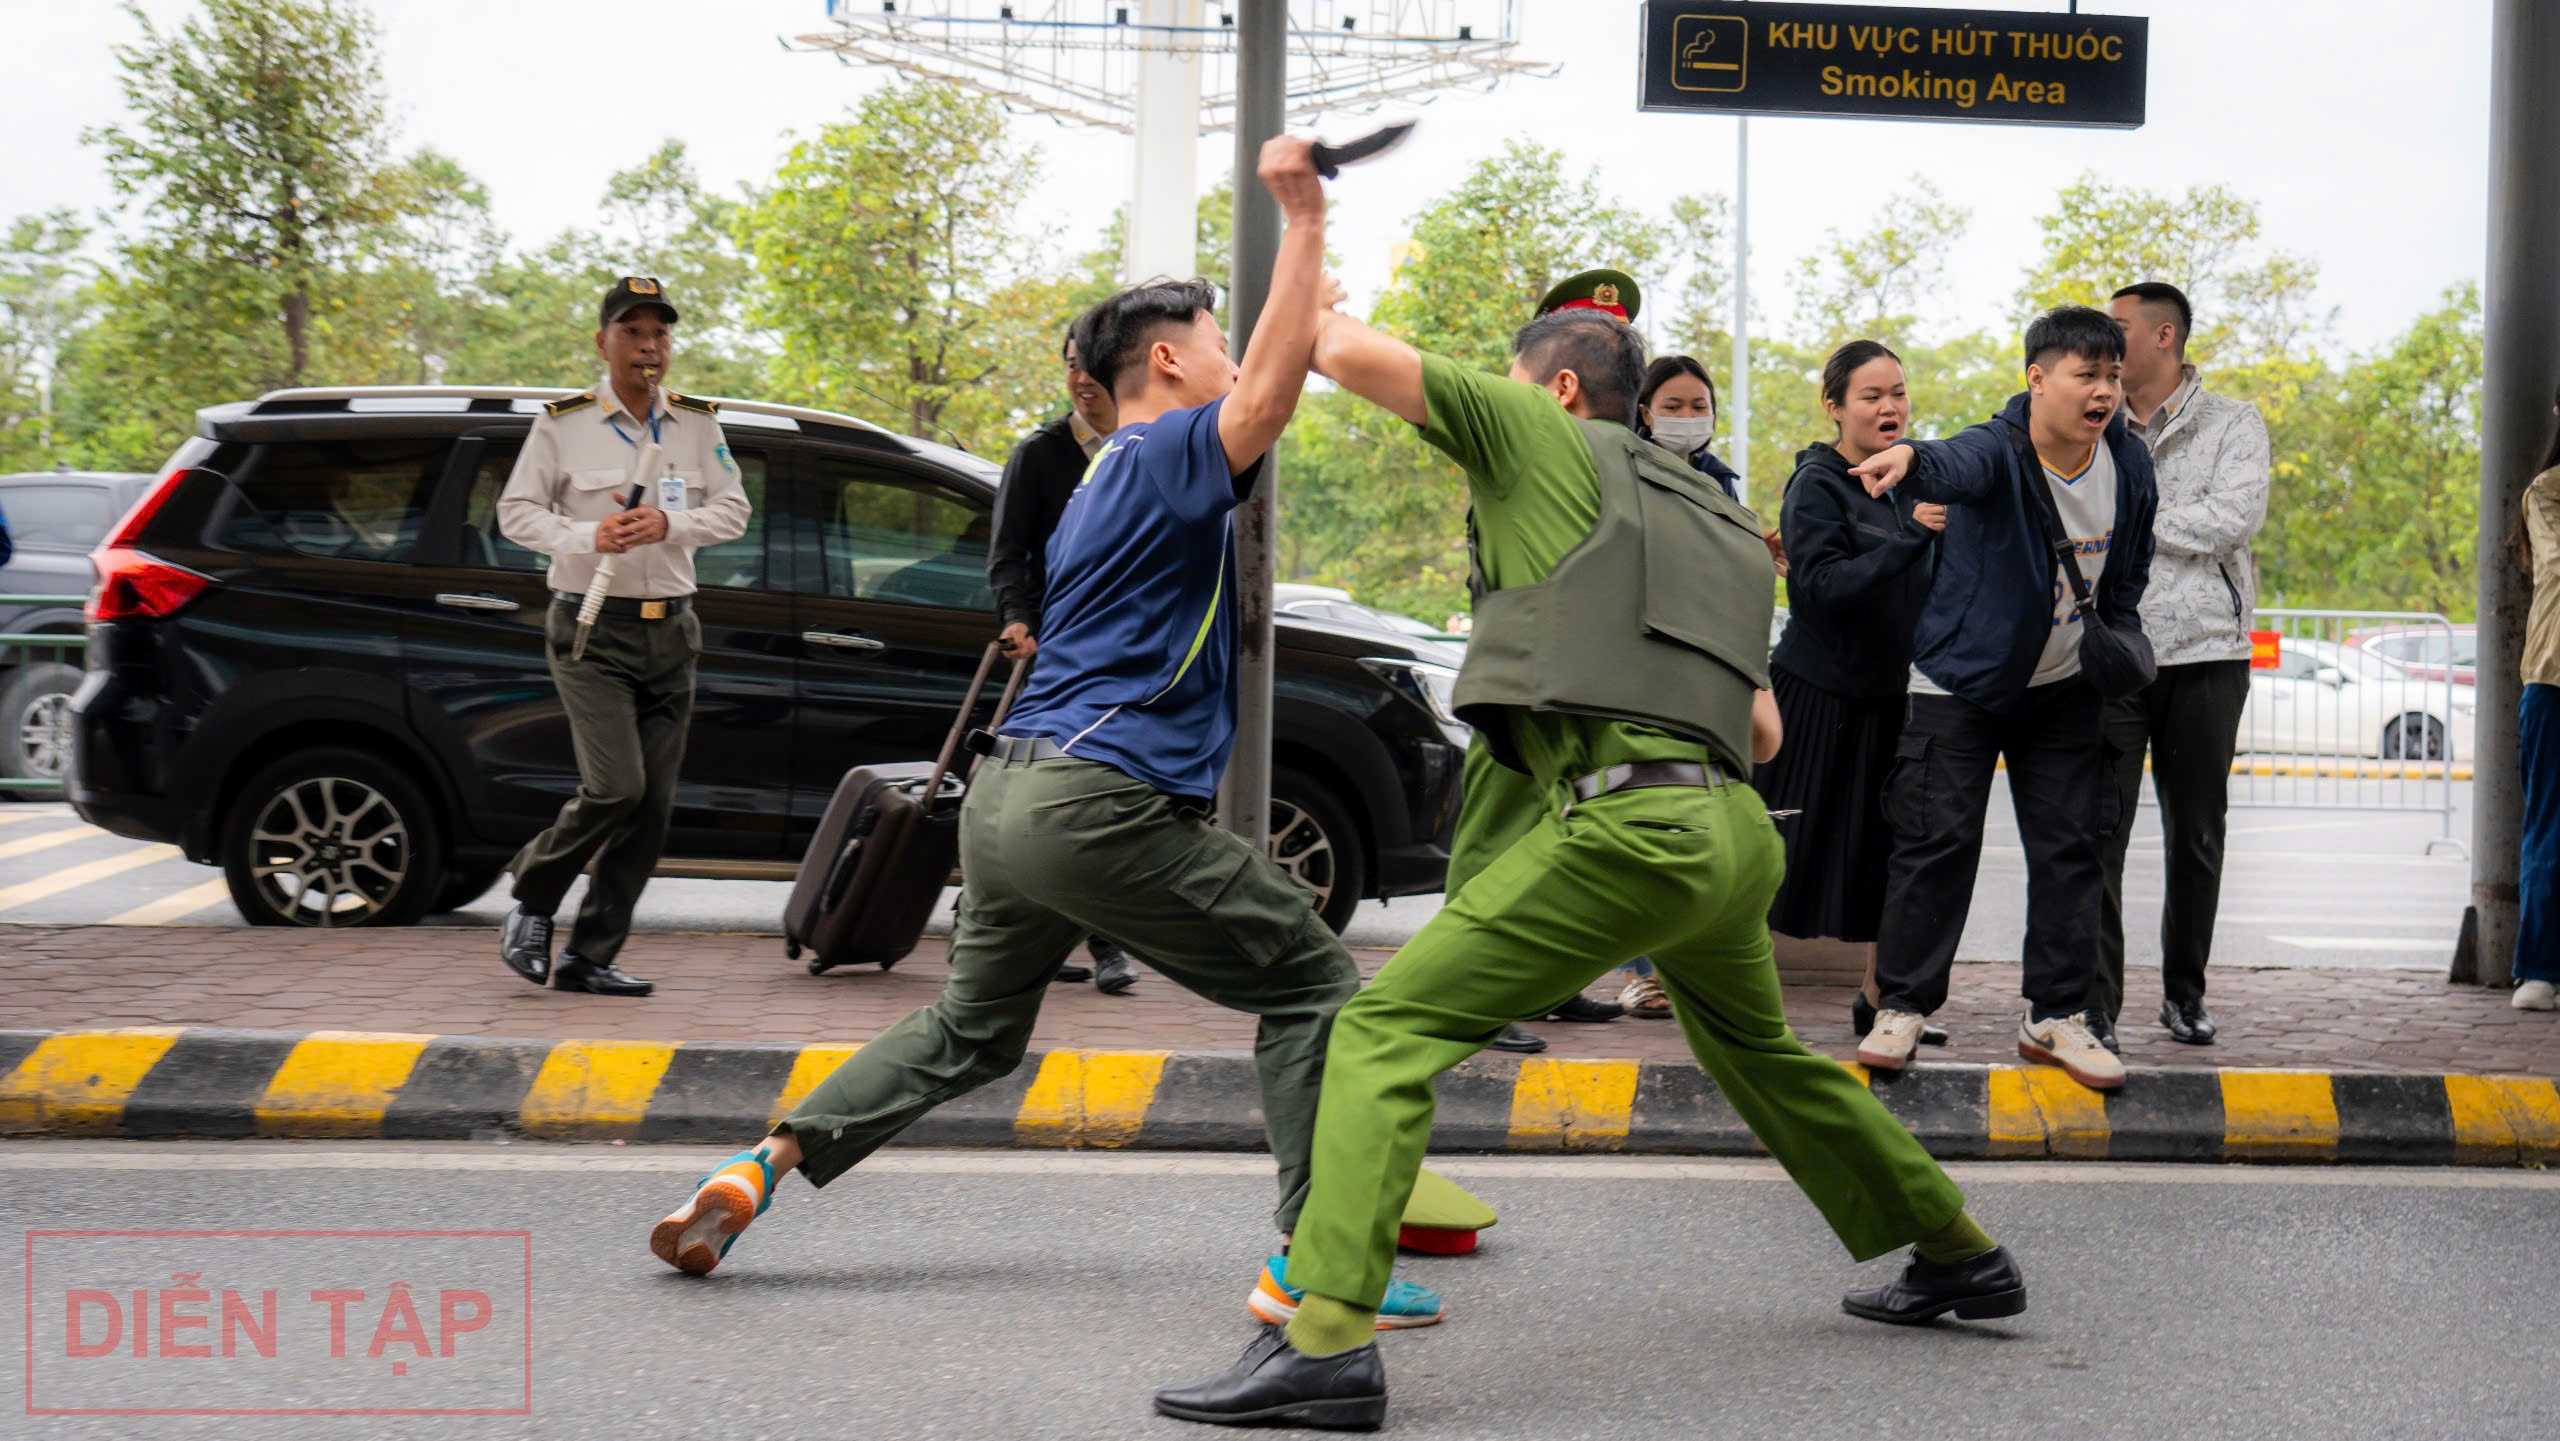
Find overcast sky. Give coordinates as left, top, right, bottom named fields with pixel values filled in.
left=9, top=0, right=2495, bottom=358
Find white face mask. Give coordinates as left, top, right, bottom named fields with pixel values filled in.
left=1650, top=414, right=1717, bottom=455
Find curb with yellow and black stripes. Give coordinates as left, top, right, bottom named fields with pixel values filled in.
left=4, top=1028, right=2556, bottom=1164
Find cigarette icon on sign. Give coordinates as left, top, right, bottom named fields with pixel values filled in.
left=1672, top=14, right=1748, bottom=93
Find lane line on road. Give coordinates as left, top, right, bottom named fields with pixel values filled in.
left=0, top=843, right=180, bottom=914
left=0, top=826, right=103, bottom=862
left=0, top=810, right=67, bottom=827
left=2268, top=936, right=2460, bottom=952
left=0, top=1145, right=2551, bottom=1189
left=103, top=876, right=233, bottom=926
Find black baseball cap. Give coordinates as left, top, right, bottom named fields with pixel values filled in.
left=600, top=276, right=679, bottom=328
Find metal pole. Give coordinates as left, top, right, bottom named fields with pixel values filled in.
left=1728, top=116, right=1750, bottom=507
left=1216, top=0, right=1283, bottom=847
left=2452, top=0, right=2560, bottom=986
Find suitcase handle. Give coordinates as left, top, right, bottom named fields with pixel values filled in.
left=923, top=642, right=1030, bottom=809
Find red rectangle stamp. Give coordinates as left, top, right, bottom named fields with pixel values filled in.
left=25, top=1230, right=531, bottom=1416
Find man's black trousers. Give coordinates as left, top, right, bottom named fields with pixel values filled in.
left=2095, top=658, right=2252, bottom=1018
left=1874, top=677, right=2118, bottom=1020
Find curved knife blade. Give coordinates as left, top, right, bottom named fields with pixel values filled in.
left=1311, top=121, right=1416, bottom=179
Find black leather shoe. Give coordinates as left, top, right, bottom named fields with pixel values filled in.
left=1842, top=1244, right=2028, bottom=1326
left=1543, top=994, right=1624, bottom=1023
left=552, top=955, right=653, bottom=997
left=2082, top=1008, right=2120, bottom=1054
left=500, top=908, right=554, bottom=986
left=1486, top=1022, right=1548, bottom=1055
left=2160, top=998, right=2218, bottom=1045
left=1092, top=940, right=1139, bottom=996
left=1852, top=994, right=1949, bottom=1046
left=1154, top=1326, right=1386, bottom=1430
left=1050, top=965, right=1094, bottom=984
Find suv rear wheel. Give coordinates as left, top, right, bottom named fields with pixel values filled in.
left=1270, top=766, right=1366, bottom=936
left=221, top=747, right=445, bottom=927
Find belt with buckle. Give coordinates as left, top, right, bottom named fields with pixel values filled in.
left=966, top=731, right=1067, bottom=764
left=554, top=593, right=692, bottom=620
left=1562, top=759, right=1732, bottom=817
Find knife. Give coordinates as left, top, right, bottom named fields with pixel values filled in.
left=1311, top=121, right=1416, bottom=179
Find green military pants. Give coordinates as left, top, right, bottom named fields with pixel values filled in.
left=1284, top=772, right=1968, bottom=1310
left=510, top=599, right=699, bottom=965
left=778, top=754, right=1359, bottom=1231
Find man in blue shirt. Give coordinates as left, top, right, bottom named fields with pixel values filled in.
left=645, top=136, right=1483, bottom=1328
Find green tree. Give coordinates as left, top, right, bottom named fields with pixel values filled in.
left=743, top=79, right=1042, bottom=443
left=2013, top=175, right=2328, bottom=367
left=1656, top=191, right=1732, bottom=363
left=0, top=211, right=93, bottom=470
left=86, top=0, right=395, bottom=389
left=2258, top=286, right=2481, bottom=617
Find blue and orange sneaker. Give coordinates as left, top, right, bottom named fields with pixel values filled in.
left=1247, top=1254, right=1445, bottom=1330
left=650, top=1148, right=776, bottom=1275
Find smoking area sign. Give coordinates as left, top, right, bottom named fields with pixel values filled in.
left=1640, top=1, right=2148, bottom=128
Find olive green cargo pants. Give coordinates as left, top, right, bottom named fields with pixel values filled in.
left=777, top=754, right=1358, bottom=1231
left=509, top=600, right=698, bottom=965
left=1284, top=766, right=1969, bottom=1310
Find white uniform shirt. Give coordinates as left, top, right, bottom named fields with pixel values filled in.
left=496, top=377, right=752, bottom=598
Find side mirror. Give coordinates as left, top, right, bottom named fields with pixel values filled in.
left=2315, top=666, right=2346, bottom=687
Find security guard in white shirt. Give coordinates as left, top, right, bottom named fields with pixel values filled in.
left=495, top=277, right=751, bottom=995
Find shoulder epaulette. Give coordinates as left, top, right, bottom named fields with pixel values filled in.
left=543, top=391, right=596, bottom=417
left=666, top=391, right=717, bottom=415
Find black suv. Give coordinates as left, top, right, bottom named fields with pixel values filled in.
left=70, top=387, right=1467, bottom=932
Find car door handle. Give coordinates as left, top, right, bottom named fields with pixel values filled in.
left=435, top=593, right=520, bottom=612
left=802, top=630, right=887, bottom=652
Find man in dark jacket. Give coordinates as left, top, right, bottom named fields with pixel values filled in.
left=1849, top=306, right=2158, bottom=1093
left=984, top=324, right=1143, bottom=995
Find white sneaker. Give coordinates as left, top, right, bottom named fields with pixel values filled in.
left=2513, top=980, right=2558, bottom=1011
left=1856, top=1010, right=1927, bottom=1071
left=2018, top=1012, right=2126, bottom=1091
left=1620, top=972, right=1672, bottom=1019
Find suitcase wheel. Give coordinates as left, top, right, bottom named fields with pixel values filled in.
left=807, top=956, right=834, bottom=976
left=784, top=941, right=802, bottom=961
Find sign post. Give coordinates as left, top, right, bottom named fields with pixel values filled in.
left=1640, top=1, right=2148, bottom=126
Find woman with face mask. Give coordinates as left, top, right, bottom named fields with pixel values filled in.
left=1759, top=340, right=1949, bottom=1043
left=1637, top=355, right=1742, bottom=499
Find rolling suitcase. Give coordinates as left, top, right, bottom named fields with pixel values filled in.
left=784, top=642, right=1029, bottom=975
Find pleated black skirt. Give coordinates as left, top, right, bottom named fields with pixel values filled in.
left=1759, top=664, right=1904, bottom=943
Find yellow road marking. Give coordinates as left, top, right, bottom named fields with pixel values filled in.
left=0, top=844, right=181, bottom=914
left=1014, top=1049, right=1169, bottom=1148
left=0, top=1028, right=186, bottom=1136
left=0, top=826, right=100, bottom=862
left=105, top=876, right=234, bottom=926
left=1507, top=1058, right=1639, bottom=1150
left=0, top=809, right=63, bottom=826
left=769, top=1044, right=860, bottom=1127
left=1985, top=1066, right=2111, bottom=1160
left=1838, top=1058, right=1871, bottom=1088
left=519, top=1040, right=677, bottom=1138
left=2221, top=1071, right=2340, bottom=1159
left=2443, top=1075, right=2560, bottom=1163
left=254, top=1031, right=435, bottom=1138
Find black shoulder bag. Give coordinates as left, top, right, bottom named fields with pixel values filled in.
left=2007, top=427, right=2156, bottom=700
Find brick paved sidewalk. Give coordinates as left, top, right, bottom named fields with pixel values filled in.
left=3, top=923, right=2550, bottom=1076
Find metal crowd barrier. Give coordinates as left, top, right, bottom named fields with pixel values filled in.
left=2222, top=607, right=2467, bottom=855
left=0, top=594, right=84, bottom=796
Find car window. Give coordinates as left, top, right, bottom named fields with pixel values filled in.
left=809, top=454, right=992, bottom=610
left=221, top=440, right=446, bottom=563
left=0, top=485, right=116, bottom=552
left=455, top=440, right=769, bottom=590
left=2273, top=641, right=2328, bottom=681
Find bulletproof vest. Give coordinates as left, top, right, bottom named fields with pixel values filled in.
left=1454, top=415, right=1775, bottom=775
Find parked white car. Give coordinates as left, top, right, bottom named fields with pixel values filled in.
left=2236, top=636, right=2476, bottom=761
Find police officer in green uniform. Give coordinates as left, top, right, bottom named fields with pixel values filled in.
left=495, top=277, right=751, bottom=996
left=1157, top=298, right=2030, bottom=1432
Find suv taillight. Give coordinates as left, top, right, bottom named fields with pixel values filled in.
left=88, top=467, right=211, bottom=622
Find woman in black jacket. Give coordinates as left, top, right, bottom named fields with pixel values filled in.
left=1760, top=340, right=1947, bottom=1038
left=1636, top=354, right=1744, bottom=499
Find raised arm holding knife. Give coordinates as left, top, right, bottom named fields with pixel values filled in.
left=493, top=276, right=750, bottom=996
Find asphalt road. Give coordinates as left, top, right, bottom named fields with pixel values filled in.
left=0, top=774, right=2475, bottom=972
left=4, top=1143, right=2551, bottom=1440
